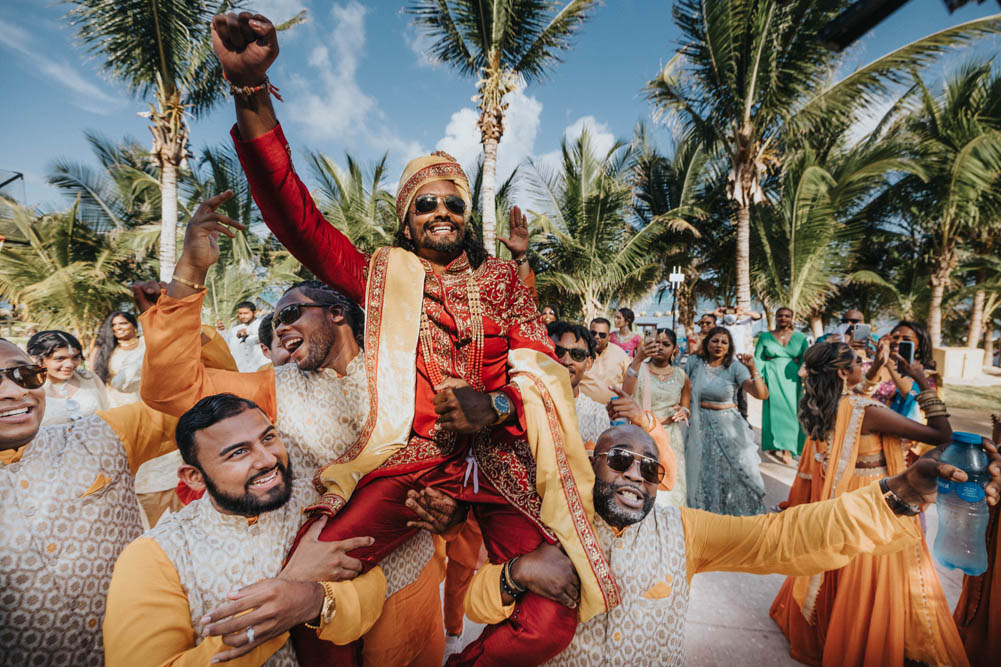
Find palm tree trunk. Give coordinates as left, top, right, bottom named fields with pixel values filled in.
left=736, top=203, right=752, bottom=311
left=967, top=270, right=987, bottom=348
left=480, top=134, right=499, bottom=255
left=985, top=322, right=996, bottom=367
left=810, top=315, right=824, bottom=339
left=928, top=249, right=955, bottom=348
left=159, top=160, right=178, bottom=282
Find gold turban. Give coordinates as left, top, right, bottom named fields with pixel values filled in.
left=395, top=151, right=471, bottom=224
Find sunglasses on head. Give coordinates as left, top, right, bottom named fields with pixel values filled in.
left=590, top=330, right=608, bottom=339
left=596, top=447, right=665, bottom=484
left=272, top=302, right=331, bottom=330
left=414, top=194, right=466, bottom=216
left=554, top=344, right=588, bottom=363
left=0, top=364, right=47, bottom=390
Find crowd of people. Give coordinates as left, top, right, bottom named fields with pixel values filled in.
left=3, top=11, right=1001, bottom=667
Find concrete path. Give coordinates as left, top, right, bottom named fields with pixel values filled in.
left=444, top=396, right=969, bottom=665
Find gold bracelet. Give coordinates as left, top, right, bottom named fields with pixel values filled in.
left=171, top=274, right=206, bottom=291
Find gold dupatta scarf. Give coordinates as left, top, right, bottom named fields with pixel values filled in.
left=793, top=393, right=906, bottom=620
left=508, top=348, right=621, bottom=621
left=311, top=247, right=425, bottom=511
left=311, top=247, right=619, bottom=621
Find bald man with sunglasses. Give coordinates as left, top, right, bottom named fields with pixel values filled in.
left=0, top=338, right=181, bottom=666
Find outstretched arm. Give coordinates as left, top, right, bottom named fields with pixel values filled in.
left=212, top=12, right=368, bottom=302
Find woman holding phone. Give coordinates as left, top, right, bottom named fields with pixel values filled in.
left=863, top=320, right=940, bottom=422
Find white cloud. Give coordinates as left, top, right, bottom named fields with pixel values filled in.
left=253, top=0, right=310, bottom=25
left=0, top=18, right=126, bottom=115
left=532, top=115, right=618, bottom=185
left=403, top=24, right=440, bottom=68
left=436, top=81, right=544, bottom=184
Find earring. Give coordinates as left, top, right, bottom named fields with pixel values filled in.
left=842, top=378, right=850, bottom=396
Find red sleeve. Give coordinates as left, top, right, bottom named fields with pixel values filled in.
left=231, top=123, right=368, bottom=304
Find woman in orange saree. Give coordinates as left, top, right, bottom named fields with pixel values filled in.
left=770, top=341, right=968, bottom=666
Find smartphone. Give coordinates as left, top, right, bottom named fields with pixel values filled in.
left=725, top=307, right=736, bottom=315
left=897, top=340, right=915, bottom=365
left=644, top=328, right=656, bottom=344
left=852, top=323, right=872, bottom=342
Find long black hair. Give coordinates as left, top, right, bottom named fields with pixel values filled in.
left=27, top=330, right=83, bottom=361
left=696, top=326, right=735, bottom=367
left=799, top=342, right=855, bottom=440
left=93, top=311, right=139, bottom=383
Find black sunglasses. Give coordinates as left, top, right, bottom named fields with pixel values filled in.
left=596, top=447, right=665, bottom=484
left=272, top=303, right=330, bottom=330
left=414, top=194, right=466, bottom=215
left=0, top=364, right=47, bottom=390
left=590, top=330, right=608, bottom=339
left=841, top=317, right=862, bottom=324
left=554, top=344, right=588, bottom=363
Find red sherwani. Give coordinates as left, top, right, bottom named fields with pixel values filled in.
left=234, top=124, right=577, bottom=666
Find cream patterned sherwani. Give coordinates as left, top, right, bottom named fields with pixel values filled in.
left=147, top=480, right=320, bottom=667
left=271, top=355, right=435, bottom=595
left=575, top=391, right=610, bottom=448
left=545, top=507, right=689, bottom=666
left=0, top=415, right=154, bottom=667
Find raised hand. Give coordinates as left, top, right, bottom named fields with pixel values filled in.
left=211, top=12, right=278, bottom=85
left=131, top=280, right=167, bottom=314
left=497, top=206, right=529, bottom=260
left=607, top=386, right=648, bottom=428
left=177, top=191, right=244, bottom=271
left=736, top=353, right=756, bottom=372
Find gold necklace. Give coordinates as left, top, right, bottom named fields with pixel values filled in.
left=118, top=338, right=140, bottom=351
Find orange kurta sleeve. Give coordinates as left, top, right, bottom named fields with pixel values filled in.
left=98, top=403, right=179, bottom=475
left=199, top=324, right=239, bottom=372
left=681, top=481, right=922, bottom=584
left=104, top=537, right=287, bottom=667
left=140, top=292, right=277, bottom=420
left=647, top=417, right=677, bottom=493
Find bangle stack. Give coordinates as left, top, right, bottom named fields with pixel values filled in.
left=225, top=73, right=284, bottom=102
left=625, top=366, right=639, bottom=379
left=916, top=389, right=949, bottom=419
left=500, top=557, right=526, bottom=599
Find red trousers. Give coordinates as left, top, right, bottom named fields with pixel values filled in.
left=291, top=455, right=577, bottom=666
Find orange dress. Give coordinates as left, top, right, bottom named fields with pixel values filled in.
left=770, top=394, right=968, bottom=666
left=953, top=501, right=1000, bottom=666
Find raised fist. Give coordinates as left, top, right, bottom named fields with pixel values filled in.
left=211, top=12, right=278, bottom=86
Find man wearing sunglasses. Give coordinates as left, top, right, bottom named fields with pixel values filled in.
left=444, top=423, right=1001, bottom=665
left=139, top=194, right=447, bottom=666
left=0, top=338, right=183, bottom=665
left=212, top=12, right=615, bottom=664
left=578, top=317, right=632, bottom=405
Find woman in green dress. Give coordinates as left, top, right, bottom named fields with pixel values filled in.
left=754, top=307, right=807, bottom=464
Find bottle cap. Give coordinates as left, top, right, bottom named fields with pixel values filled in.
left=953, top=431, right=982, bottom=445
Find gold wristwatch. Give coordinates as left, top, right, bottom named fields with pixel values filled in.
left=305, top=582, right=338, bottom=629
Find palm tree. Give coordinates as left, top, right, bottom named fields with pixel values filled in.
left=530, top=129, right=696, bottom=321
left=408, top=0, right=599, bottom=253
left=645, top=0, right=1001, bottom=313
left=307, top=151, right=398, bottom=255
left=0, top=199, right=138, bottom=348
left=62, top=1, right=307, bottom=282
left=890, top=62, right=1001, bottom=345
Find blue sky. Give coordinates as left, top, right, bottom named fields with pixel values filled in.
left=1, top=0, right=999, bottom=211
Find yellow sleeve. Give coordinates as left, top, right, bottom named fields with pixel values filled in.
left=462, top=562, right=516, bottom=625
left=104, top=537, right=286, bottom=667
left=681, top=481, right=922, bottom=583
left=97, top=403, right=179, bottom=475
left=314, top=567, right=388, bottom=645
left=199, top=325, right=239, bottom=372
left=139, top=291, right=277, bottom=420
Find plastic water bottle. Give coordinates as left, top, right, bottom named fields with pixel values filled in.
left=608, top=396, right=629, bottom=426
left=933, top=431, right=990, bottom=576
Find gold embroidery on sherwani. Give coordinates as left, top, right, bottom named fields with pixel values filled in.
left=1, top=417, right=145, bottom=667
left=544, top=508, right=689, bottom=666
